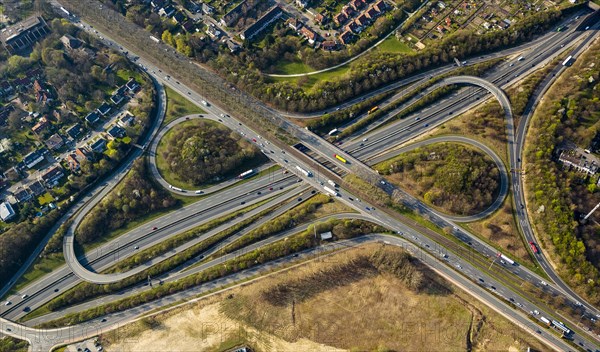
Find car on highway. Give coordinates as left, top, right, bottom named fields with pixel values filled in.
left=152, top=226, right=158, bottom=230
left=297, top=197, right=302, bottom=201
left=362, top=138, right=368, bottom=142
left=257, top=191, right=261, bottom=195
left=241, top=201, right=246, bottom=204
left=269, top=187, right=273, bottom=190
left=349, top=197, right=354, bottom=201
left=4, top=301, right=11, bottom=306
left=21, top=294, right=28, bottom=299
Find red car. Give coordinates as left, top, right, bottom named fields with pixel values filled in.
left=252, top=138, right=257, bottom=142
left=152, top=226, right=158, bottom=231
left=529, top=241, right=538, bottom=254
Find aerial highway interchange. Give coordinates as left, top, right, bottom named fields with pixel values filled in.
left=0, top=2, right=599, bottom=351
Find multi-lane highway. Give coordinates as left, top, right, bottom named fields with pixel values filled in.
left=0, top=2, right=599, bottom=351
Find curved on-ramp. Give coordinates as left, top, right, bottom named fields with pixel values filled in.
left=368, top=136, right=509, bottom=222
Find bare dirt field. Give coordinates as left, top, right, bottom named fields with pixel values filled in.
left=103, top=244, right=549, bottom=352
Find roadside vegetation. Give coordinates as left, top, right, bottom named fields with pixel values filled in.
left=38, top=219, right=383, bottom=328
left=76, top=159, right=178, bottom=246
left=102, top=244, right=550, bottom=352
left=162, top=86, right=204, bottom=125
left=523, top=38, right=600, bottom=305
left=375, top=143, right=501, bottom=216
left=156, top=119, right=265, bottom=188
left=0, top=337, right=28, bottom=352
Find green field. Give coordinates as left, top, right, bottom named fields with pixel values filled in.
left=376, top=36, right=414, bottom=54
left=268, top=64, right=351, bottom=91
left=163, top=86, right=205, bottom=125
left=272, top=59, right=315, bottom=75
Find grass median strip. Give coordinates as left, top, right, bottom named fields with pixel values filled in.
left=36, top=219, right=384, bottom=328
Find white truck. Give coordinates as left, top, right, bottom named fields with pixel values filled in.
left=500, top=254, right=515, bottom=266
left=60, top=6, right=71, bottom=16
left=323, top=186, right=339, bottom=197
left=149, top=35, right=160, bottom=43
left=540, top=316, right=551, bottom=325
left=327, top=179, right=337, bottom=188
left=296, top=165, right=312, bottom=177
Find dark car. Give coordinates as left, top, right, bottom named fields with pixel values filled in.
left=297, top=197, right=302, bottom=202
left=152, top=226, right=158, bottom=230
left=241, top=201, right=246, bottom=205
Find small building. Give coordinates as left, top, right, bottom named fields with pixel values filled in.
left=89, top=138, right=107, bottom=153
left=40, top=165, right=65, bottom=187
left=158, top=5, right=176, bottom=17
left=355, top=13, right=370, bottom=28
left=225, top=40, right=241, bottom=53
left=106, top=125, right=126, bottom=139
left=96, top=102, right=111, bottom=116
left=85, top=111, right=100, bottom=124
left=66, top=153, right=80, bottom=172
left=117, top=112, right=135, bottom=128
left=172, top=11, right=186, bottom=24
left=13, top=188, right=33, bottom=203
left=299, top=27, right=317, bottom=44
left=202, top=3, right=215, bottom=15
left=206, top=25, right=221, bottom=39
left=334, top=13, right=347, bottom=25
left=365, top=7, right=379, bottom=20
left=23, top=150, right=45, bottom=169
left=373, top=0, right=387, bottom=13
left=558, top=150, right=599, bottom=175
left=320, top=231, right=333, bottom=241
left=0, top=16, right=51, bottom=54
left=45, top=133, right=64, bottom=151
left=31, top=116, right=50, bottom=134
left=288, top=18, right=303, bottom=31
left=346, top=21, right=360, bottom=33
left=314, top=13, right=328, bottom=25
left=339, top=30, right=354, bottom=45
left=28, top=180, right=46, bottom=196
left=60, top=34, right=82, bottom=50
left=181, top=20, right=197, bottom=33
left=240, top=6, right=284, bottom=42
left=295, top=0, right=308, bottom=8
left=0, top=202, right=15, bottom=222
left=125, top=78, right=139, bottom=93
left=322, top=40, right=337, bottom=51
left=75, top=147, right=94, bottom=161
left=4, top=167, right=20, bottom=181
left=349, top=0, right=365, bottom=11
left=110, top=93, right=124, bottom=105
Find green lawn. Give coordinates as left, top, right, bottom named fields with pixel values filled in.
left=116, top=69, right=143, bottom=85
left=272, top=59, right=315, bottom=75
left=376, top=36, right=414, bottom=54
left=163, top=86, right=205, bottom=125
left=38, top=192, right=54, bottom=205
left=268, top=64, right=351, bottom=91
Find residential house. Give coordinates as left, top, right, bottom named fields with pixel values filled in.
left=110, top=93, right=124, bottom=105
left=117, top=113, right=135, bottom=128
left=365, top=7, right=379, bottom=20
left=172, top=11, right=185, bottom=24
left=158, top=5, right=176, bottom=17
left=345, top=21, right=360, bottom=33
left=355, top=14, right=370, bottom=30
left=339, top=30, right=354, bottom=44
left=0, top=16, right=51, bottom=54
left=4, top=167, right=20, bottom=181
left=151, top=0, right=167, bottom=8
left=106, top=125, right=126, bottom=139
left=89, top=138, right=107, bottom=153
left=13, top=188, right=33, bottom=203
left=75, top=147, right=94, bottom=161
left=445, top=17, right=451, bottom=27
left=23, top=150, right=45, bottom=169
left=31, top=116, right=50, bottom=134
left=558, top=150, right=599, bottom=175
left=436, top=25, right=445, bottom=33
left=373, top=0, right=387, bottom=12
left=0, top=202, right=15, bottom=222
left=240, top=6, right=284, bottom=42
left=66, top=153, right=80, bottom=172
left=322, top=40, right=337, bottom=51
left=288, top=18, right=303, bottom=31
left=60, top=34, right=82, bottom=50
left=206, top=24, right=221, bottom=39
left=0, top=105, right=13, bottom=125
left=45, top=133, right=64, bottom=151
left=334, top=13, right=347, bottom=25
left=96, top=102, right=111, bottom=116
left=85, top=111, right=100, bottom=124
left=181, top=20, right=197, bottom=33
left=295, top=0, right=308, bottom=8
left=33, top=80, right=53, bottom=105
left=201, top=3, right=214, bottom=15
left=40, top=165, right=65, bottom=187
left=125, top=78, right=139, bottom=93
left=0, top=81, right=14, bottom=98
left=66, top=123, right=82, bottom=139
left=341, top=6, right=355, bottom=18
left=314, top=13, right=328, bottom=25
left=225, top=40, right=241, bottom=53
left=28, top=180, right=46, bottom=196
left=299, top=27, right=317, bottom=45
left=349, top=0, right=365, bottom=11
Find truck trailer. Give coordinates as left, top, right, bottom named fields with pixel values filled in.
left=323, top=186, right=339, bottom=197
left=500, top=254, right=515, bottom=266
left=296, top=165, right=312, bottom=177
